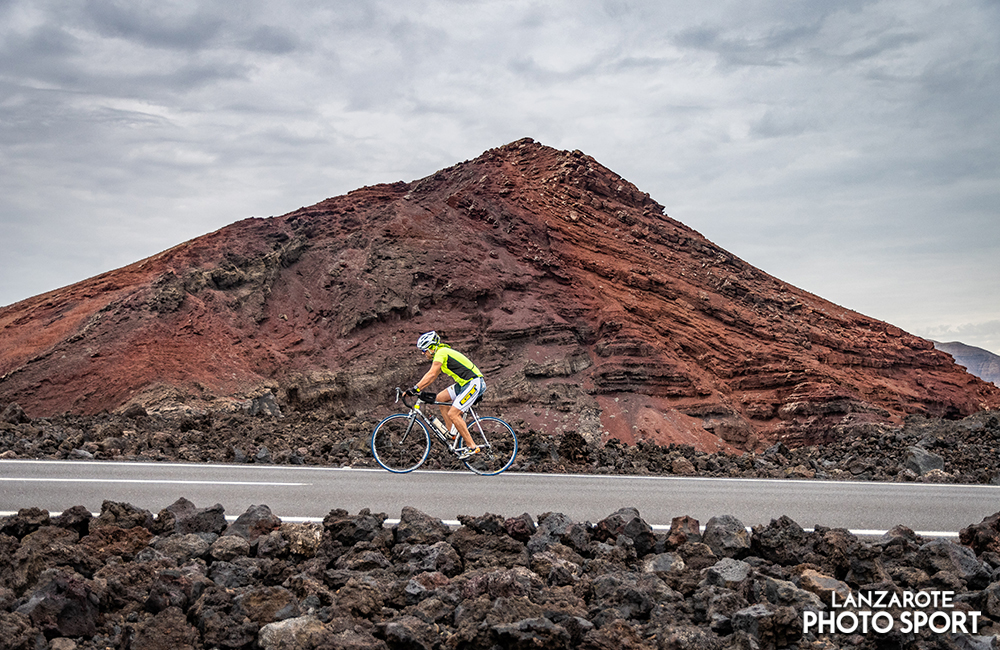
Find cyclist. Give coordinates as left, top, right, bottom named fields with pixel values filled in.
left=406, top=331, right=485, bottom=459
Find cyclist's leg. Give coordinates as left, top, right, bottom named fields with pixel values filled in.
left=436, top=386, right=453, bottom=424
left=439, top=385, right=462, bottom=442
left=447, top=379, right=484, bottom=450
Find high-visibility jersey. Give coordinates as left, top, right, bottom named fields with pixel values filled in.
left=433, top=346, right=484, bottom=386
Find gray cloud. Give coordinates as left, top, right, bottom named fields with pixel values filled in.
left=1, top=0, right=998, bottom=355
left=926, top=322, right=1000, bottom=357
left=80, top=1, right=226, bottom=51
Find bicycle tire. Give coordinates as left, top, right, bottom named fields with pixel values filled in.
left=462, top=416, right=518, bottom=476
left=371, top=414, right=431, bottom=473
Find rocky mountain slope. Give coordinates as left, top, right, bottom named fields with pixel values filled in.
left=2, top=139, right=998, bottom=452
left=935, top=342, right=1000, bottom=387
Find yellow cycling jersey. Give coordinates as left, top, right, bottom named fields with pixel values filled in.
left=433, top=346, right=484, bottom=386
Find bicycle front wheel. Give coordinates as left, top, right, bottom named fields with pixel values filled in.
left=463, top=416, right=518, bottom=476
left=371, top=414, right=431, bottom=473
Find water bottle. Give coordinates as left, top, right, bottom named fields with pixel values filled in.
left=432, top=417, right=448, bottom=440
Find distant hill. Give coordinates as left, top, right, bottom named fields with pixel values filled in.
left=934, top=341, right=1000, bottom=386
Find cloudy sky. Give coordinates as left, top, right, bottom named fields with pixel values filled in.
left=2, top=0, right=998, bottom=354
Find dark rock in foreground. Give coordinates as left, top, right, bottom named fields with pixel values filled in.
left=3, top=499, right=1000, bottom=649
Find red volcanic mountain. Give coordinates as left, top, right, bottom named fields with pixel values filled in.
left=2, top=139, right=998, bottom=452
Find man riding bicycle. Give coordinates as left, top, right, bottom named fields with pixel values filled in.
left=406, top=331, right=485, bottom=459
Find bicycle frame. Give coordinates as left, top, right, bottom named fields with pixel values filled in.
left=396, top=388, right=478, bottom=454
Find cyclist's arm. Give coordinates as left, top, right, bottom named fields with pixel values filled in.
left=415, top=361, right=443, bottom=392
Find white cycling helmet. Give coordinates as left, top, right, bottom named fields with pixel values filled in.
left=416, top=331, right=441, bottom=352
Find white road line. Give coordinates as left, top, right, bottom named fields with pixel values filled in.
left=0, top=458, right=372, bottom=473
left=0, top=478, right=309, bottom=486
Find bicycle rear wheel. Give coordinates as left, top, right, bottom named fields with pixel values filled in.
left=462, top=416, right=518, bottom=476
left=371, top=414, right=431, bottom=473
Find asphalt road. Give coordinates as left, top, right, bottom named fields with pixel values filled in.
left=2, top=459, right=999, bottom=537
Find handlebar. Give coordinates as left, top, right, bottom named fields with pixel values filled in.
left=394, top=387, right=415, bottom=409
left=393, top=387, right=447, bottom=407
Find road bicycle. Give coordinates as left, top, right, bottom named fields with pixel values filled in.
left=371, top=388, right=518, bottom=475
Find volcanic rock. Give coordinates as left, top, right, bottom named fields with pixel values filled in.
left=258, top=614, right=331, bottom=650
left=1, top=403, right=29, bottom=425
left=2, top=501, right=1000, bottom=648
left=0, top=508, right=50, bottom=540
left=703, top=515, right=752, bottom=559
left=1, top=139, right=998, bottom=453
left=395, top=506, right=451, bottom=546
left=16, top=568, right=99, bottom=638
left=126, top=606, right=200, bottom=650
left=89, top=500, right=154, bottom=532
left=903, top=445, right=946, bottom=475
left=224, top=504, right=281, bottom=542
left=155, top=497, right=227, bottom=536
